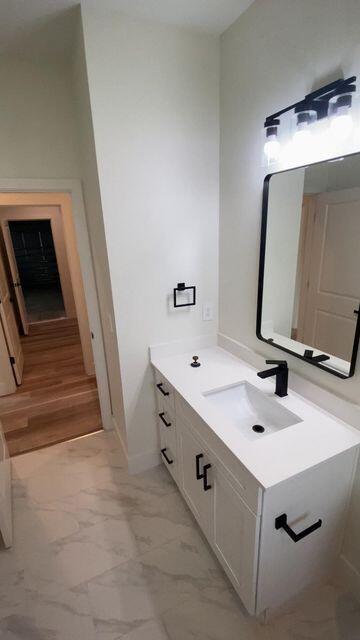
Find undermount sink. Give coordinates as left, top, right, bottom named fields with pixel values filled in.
left=203, top=381, right=302, bottom=441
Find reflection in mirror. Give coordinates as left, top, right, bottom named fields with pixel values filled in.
left=259, top=153, right=360, bottom=378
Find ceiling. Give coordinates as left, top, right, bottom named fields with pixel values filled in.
left=0, top=0, right=255, bottom=61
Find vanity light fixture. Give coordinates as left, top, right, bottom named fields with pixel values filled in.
left=263, top=75, right=357, bottom=164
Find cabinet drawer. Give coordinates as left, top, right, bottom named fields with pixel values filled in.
left=175, top=392, right=262, bottom=514
left=159, top=424, right=178, bottom=484
left=154, top=369, right=175, bottom=410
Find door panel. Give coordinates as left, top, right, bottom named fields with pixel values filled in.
left=213, top=465, right=259, bottom=614
left=2, top=222, right=28, bottom=335
left=0, top=249, right=23, bottom=384
left=301, top=188, right=360, bottom=360
left=178, top=419, right=212, bottom=537
left=0, top=419, right=12, bottom=547
left=0, top=315, right=16, bottom=396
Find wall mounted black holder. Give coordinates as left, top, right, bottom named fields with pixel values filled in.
left=173, top=282, right=196, bottom=308
left=275, top=513, right=322, bottom=543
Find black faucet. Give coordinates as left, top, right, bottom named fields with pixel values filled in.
left=257, top=360, right=288, bottom=397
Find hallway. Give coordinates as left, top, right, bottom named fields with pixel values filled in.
left=0, top=430, right=358, bottom=640
left=0, top=319, right=101, bottom=456
left=23, top=286, right=66, bottom=323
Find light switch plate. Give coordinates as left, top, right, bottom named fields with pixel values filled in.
left=203, top=302, right=214, bottom=322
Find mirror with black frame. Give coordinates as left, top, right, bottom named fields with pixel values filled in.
left=257, top=153, right=360, bottom=379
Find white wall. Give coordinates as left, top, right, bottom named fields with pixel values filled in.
left=305, top=155, right=360, bottom=193
left=0, top=51, right=125, bottom=440
left=71, top=17, right=127, bottom=446
left=81, top=7, right=219, bottom=469
left=0, top=57, right=79, bottom=179
left=220, top=0, right=360, bottom=587
left=262, top=169, right=304, bottom=336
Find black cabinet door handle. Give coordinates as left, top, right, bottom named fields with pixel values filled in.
left=195, top=453, right=204, bottom=479
left=159, top=412, right=171, bottom=427
left=203, top=463, right=212, bottom=491
left=275, top=513, right=322, bottom=543
left=157, top=383, right=169, bottom=396
left=161, top=448, right=173, bottom=465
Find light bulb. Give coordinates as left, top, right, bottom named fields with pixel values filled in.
left=292, top=109, right=315, bottom=157
left=264, top=135, right=280, bottom=160
left=293, top=124, right=312, bottom=149
left=264, top=124, right=280, bottom=162
left=330, top=106, right=353, bottom=139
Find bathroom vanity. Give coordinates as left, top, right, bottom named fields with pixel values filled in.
left=151, top=344, right=360, bottom=617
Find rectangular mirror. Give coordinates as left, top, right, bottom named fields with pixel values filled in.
left=257, top=153, right=360, bottom=379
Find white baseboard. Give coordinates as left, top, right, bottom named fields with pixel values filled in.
left=336, top=554, right=360, bottom=601
left=111, top=416, right=127, bottom=456
left=127, top=448, right=161, bottom=475
left=112, top=415, right=161, bottom=475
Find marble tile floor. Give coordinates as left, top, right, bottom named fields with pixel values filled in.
left=1, top=430, right=360, bottom=640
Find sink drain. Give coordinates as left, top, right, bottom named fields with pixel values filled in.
left=252, top=424, right=265, bottom=434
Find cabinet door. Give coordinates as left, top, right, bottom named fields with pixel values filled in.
left=213, top=465, right=259, bottom=614
left=178, top=419, right=212, bottom=536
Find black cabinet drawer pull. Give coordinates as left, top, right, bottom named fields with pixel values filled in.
left=157, top=382, right=170, bottom=396
left=203, top=463, right=212, bottom=491
left=195, top=453, right=204, bottom=479
left=159, top=412, right=171, bottom=427
left=275, top=513, right=322, bottom=543
left=161, top=448, right=173, bottom=465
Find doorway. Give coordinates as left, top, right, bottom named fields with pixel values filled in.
left=294, top=189, right=360, bottom=362
left=0, top=190, right=108, bottom=456
left=8, top=219, right=66, bottom=324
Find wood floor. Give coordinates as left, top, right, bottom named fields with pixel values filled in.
left=0, top=318, right=102, bottom=456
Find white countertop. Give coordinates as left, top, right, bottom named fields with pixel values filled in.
left=151, top=345, right=360, bottom=489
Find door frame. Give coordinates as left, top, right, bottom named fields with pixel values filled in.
left=2, top=211, right=77, bottom=325
left=0, top=179, right=112, bottom=431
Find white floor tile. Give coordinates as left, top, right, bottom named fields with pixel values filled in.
left=1, top=431, right=359, bottom=640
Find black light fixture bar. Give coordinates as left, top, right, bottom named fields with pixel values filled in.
left=264, top=75, right=357, bottom=128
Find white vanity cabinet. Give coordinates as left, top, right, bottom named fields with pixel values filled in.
left=153, top=368, right=358, bottom=617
